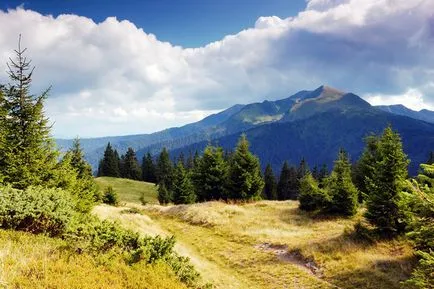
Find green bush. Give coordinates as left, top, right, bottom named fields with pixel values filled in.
left=0, top=186, right=74, bottom=236
left=298, top=173, right=329, bottom=211
left=103, top=186, right=119, bottom=206
left=404, top=251, right=434, bottom=289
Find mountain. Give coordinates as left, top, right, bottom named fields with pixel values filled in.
left=376, top=104, right=434, bottom=124
left=57, top=85, right=434, bottom=175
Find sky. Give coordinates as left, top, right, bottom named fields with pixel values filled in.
left=0, top=0, right=433, bottom=138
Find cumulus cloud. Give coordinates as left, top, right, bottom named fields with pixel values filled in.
left=0, top=0, right=433, bottom=137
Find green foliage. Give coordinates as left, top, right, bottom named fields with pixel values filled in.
left=193, top=145, right=228, bottom=202
left=277, top=161, right=298, bottom=200
left=298, top=173, right=329, bottom=211
left=122, top=147, right=142, bottom=180
left=142, top=152, right=157, bottom=183
left=98, top=143, right=121, bottom=177
left=404, top=251, right=434, bottom=289
left=326, top=149, right=359, bottom=216
left=0, top=186, right=74, bottom=236
left=364, top=126, right=410, bottom=237
left=0, top=37, right=57, bottom=189
left=227, top=134, right=264, bottom=200
left=172, top=162, right=196, bottom=204
left=103, top=186, right=119, bottom=206
left=158, top=183, right=172, bottom=205
left=263, top=164, right=277, bottom=200
left=156, top=148, right=173, bottom=190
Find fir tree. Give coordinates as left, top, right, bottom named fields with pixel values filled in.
left=172, top=161, right=196, bottom=204
left=156, top=147, right=173, bottom=190
left=0, top=36, right=57, bottom=189
left=227, top=134, right=264, bottom=200
left=122, top=147, right=142, bottom=180
left=263, top=164, right=277, bottom=200
left=318, top=164, right=329, bottom=183
left=326, top=148, right=358, bottom=216
left=277, top=161, right=298, bottom=200
left=142, top=152, right=156, bottom=182
left=99, top=143, right=120, bottom=177
left=193, top=145, right=228, bottom=202
left=365, top=126, right=410, bottom=237
left=186, top=151, right=194, bottom=170
left=157, top=182, right=172, bottom=205
left=177, top=152, right=186, bottom=167
left=299, top=173, right=329, bottom=211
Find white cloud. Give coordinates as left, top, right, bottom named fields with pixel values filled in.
left=0, top=0, right=433, bottom=137
left=365, top=88, right=434, bottom=111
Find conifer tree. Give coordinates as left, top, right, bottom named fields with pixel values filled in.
left=299, top=173, right=329, bottom=211
left=365, top=126, right=410, bottom=237
left=277, top=161, right=298, bottom=200
left=326, top=148, right=358, bottom=216
left=227, top=134, right=264, bottom=200
left=177, top=152, right=186, bottom=167
left=263, top=164, right=277, bottom=200
left=172, top=161, right=196, bottom=204
left=186, top=151, right=194, bottom=170
left=427, top=151, right=434, bottom=165
left=157, top=182, right=171, bottom=205
left=122, top=147, right=142, bottom=180
left=0, top=36, right=57, bottom=189
left=318, top=164, right=329, bottom=183
left=193, top=145, right=228, bottom=201
left=156, top=147, right=173, bottom=191
left=142, top=152, right=156, bottom=182
left=99, top=143, right=120, bottom=177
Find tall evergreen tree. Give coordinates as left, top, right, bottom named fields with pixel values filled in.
left=157, top=182, right=171, bottom=205
left=172, top=161, right=196, bottom=204
left=277, top=161, right=298, bottom=200
left=365, top=126, right=410, bottom=237
left=99, top=143, right=120, bottom=177
left=263, top=164, right=277, bottom=200
left=193, top=145, right=228, bottom=202
left=326, top=148, right=358, bottom=216
left=122, top=147, right=142, bottom=180
left=318, top=164, right=329, bottom=183
left=156, top=147, right=173, bottom=191
left=227, top=134, right=264, bottom=200
left=142, top=152, right=156, bottom=183
left=186, top=151, right=195, bottom=170
left=0, top=36, right=57, bottom=189
left=299, top=173, right=328, bottom=211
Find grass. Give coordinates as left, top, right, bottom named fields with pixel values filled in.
left=95, top=176, right=157, bottom=204
left=95, top=200, right=416, bottom=289
left=0, top=229, right=187, bottom=289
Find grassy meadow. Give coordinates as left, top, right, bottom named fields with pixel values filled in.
left=94, top=194, right=416, bottom=289
left=95, top=176, right=158, bottom=204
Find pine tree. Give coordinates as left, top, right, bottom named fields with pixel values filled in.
left=157, top=182, right=172, bottom=205
left=365, top=126, right=410, bottom=237
left=299, top=173, right=329, bottom=211
left=142, top=152, right=156, bottom=182
left=186, top=151, right=194, bottom=170
left=122, top=147, right=142, bottom=180
left=172, top=161, right=196, bottom=204
left=177, top=152, right=186, bottom=167
left=326, top=148, right=358, bottom=216
left=193, top=145, right=228, bottom=202
left=0, top=36, right=57, bottom=189
left=263, top=164, right=277, bottom=200
left=156, top=147, right=173, bottom=190
left=227, top=134, right=264, bottom=200
left=99, top=143, right=120, bottom=177
left=277, top=161, right=298, bottom=200
left=318, top=164, right=329, bottom=183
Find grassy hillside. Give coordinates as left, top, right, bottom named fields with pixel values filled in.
left=94, top=201, right=416, bottom=289
left=95, top=177, right=157, bottom=204
left=0, top=229, right=187, bottom=289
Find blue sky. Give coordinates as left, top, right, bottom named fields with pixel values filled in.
left=0, top=0, right=433, bottom=138
left=1, top=0, right=306, bottom=47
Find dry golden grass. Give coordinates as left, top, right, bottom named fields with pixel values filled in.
left=0, top=230, right=187, bottom=289
left=103, top=200, right=415, bottom=289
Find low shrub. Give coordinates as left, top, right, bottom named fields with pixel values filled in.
left=103, top=186, right=119, bottom=206
left=0, top=186, right=74, bottom=236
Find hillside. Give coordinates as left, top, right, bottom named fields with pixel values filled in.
left=377, top=104, right=434, bottom=124
left=95, top=177, right=157, bottom=204
left=95, top=200, right=415, bottom=289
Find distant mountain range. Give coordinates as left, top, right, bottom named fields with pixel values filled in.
left=56, top=86, right=434, bottom=175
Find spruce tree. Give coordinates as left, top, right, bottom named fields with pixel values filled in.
left=142, top=152, right=156, bottom=182
left=122, top=147, right=142, bottom=180
left=156, top=147, right=173, bottom=190
left=157, top=182, right=172, bottom=205
left=365, top=126, right=410, bottom=237
left=263, top=164, right=277, bottom=200
left=172, top=161, right=196, bottom=204
left=318, top=164, right=329, bottom=183
left=326, top=148, right=358, bottom=216
left=193, top=145, right=228, bottom=202
left=0, top=36, right=57, bottom=189
left=100, top=143, right=120, bottom=177
left=227, top=134, right=264, bottom=200
left=277, top=161, right=298, bottom=200
left=299, top=173, right=329, bottom=211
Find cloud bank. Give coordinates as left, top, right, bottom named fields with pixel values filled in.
left=0, top=0, right=433, bottom=137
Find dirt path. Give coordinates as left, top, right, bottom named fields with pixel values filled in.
left=93, top=205, right=253, bottom=289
